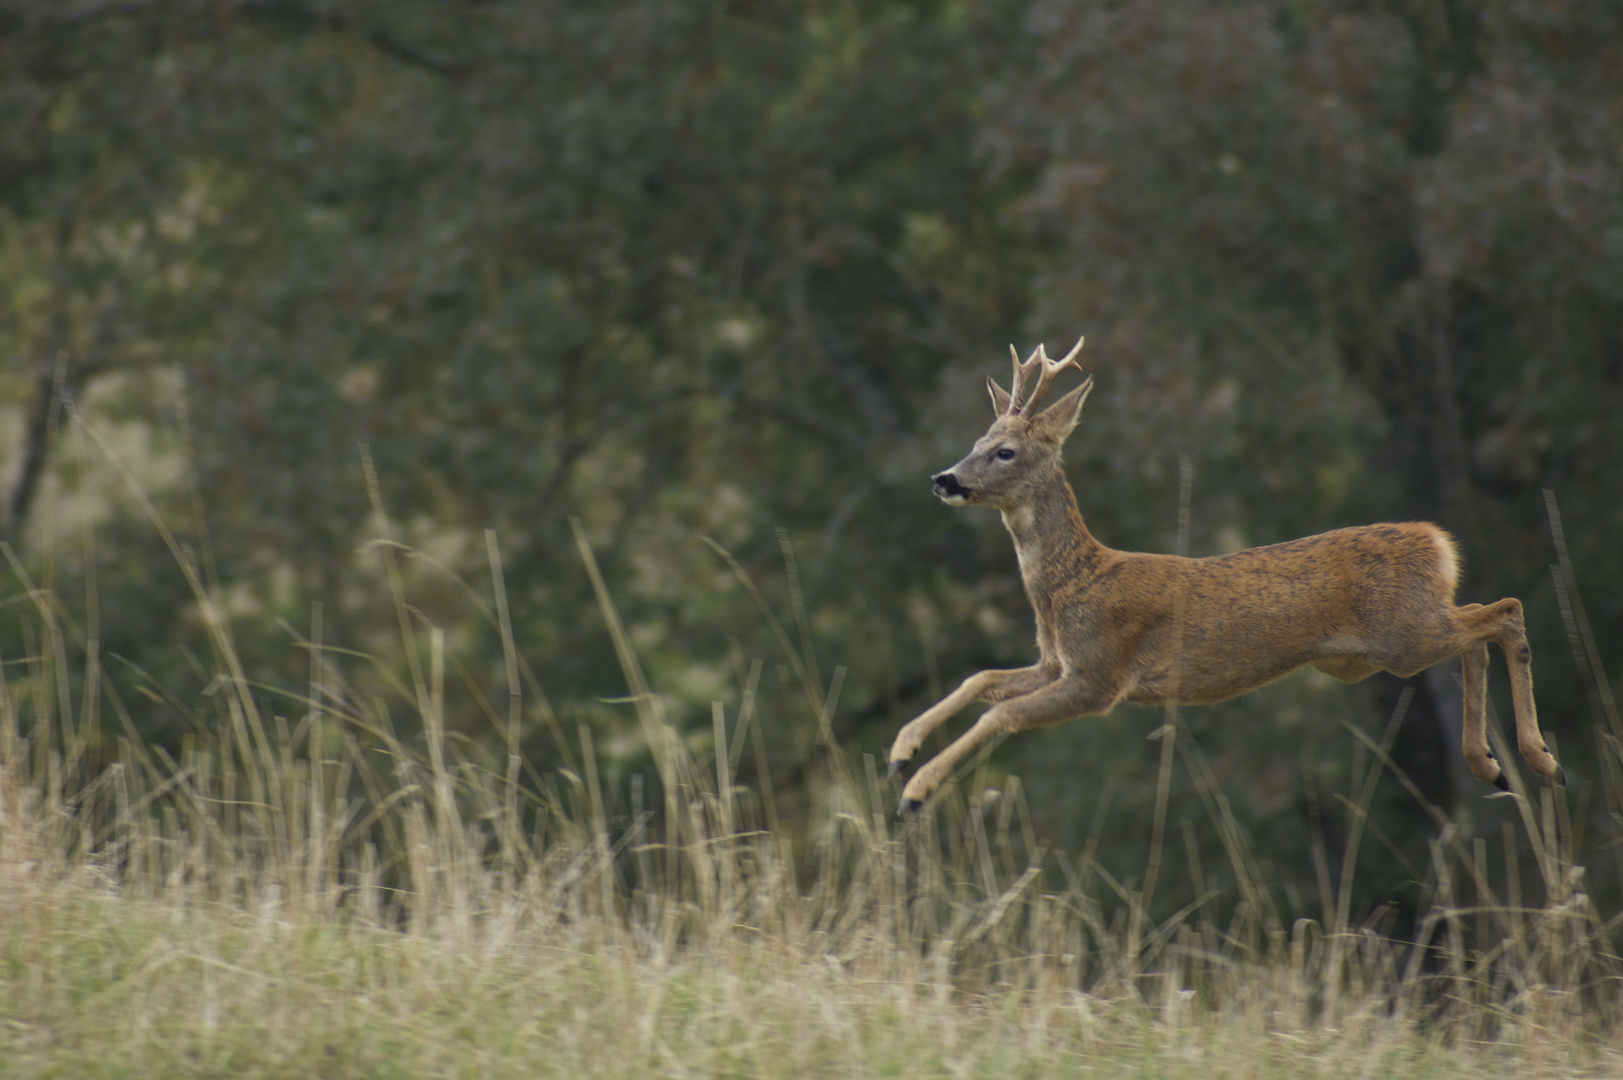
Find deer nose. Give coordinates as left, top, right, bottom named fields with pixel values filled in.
left=932, top=472, right=970, bottom=500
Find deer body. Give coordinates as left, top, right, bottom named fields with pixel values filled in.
left=889, top=340, right=1564, bottom=813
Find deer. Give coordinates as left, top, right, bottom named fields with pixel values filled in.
left=888, top=337, right=1565, bottom=814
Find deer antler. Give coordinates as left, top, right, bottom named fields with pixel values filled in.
left=1002, top=344, right=1035, bottom=416
left=1008, top=335, right=1086, bottom=416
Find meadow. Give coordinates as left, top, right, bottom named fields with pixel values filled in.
left=2, top=502, right=1620, bottom=1079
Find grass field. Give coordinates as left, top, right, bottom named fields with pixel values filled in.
left=2, top=520, right=1621, bottom=1077
left=2, top=724, right=1618, bottom=1079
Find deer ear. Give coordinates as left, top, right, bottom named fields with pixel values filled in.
left=1031, top=375, right=1093, bottom=441
left=987, top=375, right=1013, bottom=417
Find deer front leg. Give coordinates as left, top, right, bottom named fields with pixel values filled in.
left=888, top=664, right=1056, bottom=779
left=897, top=673, right=1124, bottom=814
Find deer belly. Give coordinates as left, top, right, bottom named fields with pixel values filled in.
left=1123, top=652, right=1310, bottom=707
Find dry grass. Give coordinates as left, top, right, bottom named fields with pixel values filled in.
left=2, top=712, right=1618, bottom=1080
left=1, top=490, right=1621, bottom=1076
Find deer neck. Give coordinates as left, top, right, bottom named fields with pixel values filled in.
left=1000, top=471, right=1102, bottom=594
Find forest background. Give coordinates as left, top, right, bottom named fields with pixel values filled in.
left=2, top=0, right=1620, bottom=933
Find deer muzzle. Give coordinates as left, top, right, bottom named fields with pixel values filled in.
left=932, top=471, right=970, bottom=505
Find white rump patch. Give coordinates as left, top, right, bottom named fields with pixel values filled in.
left=1430, top=528, right=1459, bottom=589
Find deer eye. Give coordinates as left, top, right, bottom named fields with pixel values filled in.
left=994, top=447, right=1017, bottom=461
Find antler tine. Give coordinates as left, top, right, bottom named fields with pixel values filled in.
left=1019, top=345, right=1061, bottom=414
left=1054, top=334, right=1086, bottom=369
left=1013, top=337, right=1087, bottom=415
left=1007, top=343, right=1043, bottom=414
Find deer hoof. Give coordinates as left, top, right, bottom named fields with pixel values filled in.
left=887, top=757, right=911, bottom=780
left=1492, top=772, right=1511, bottom=792
left=897, top=796, right=923, bottom=817
left=1553, top=765, right=1567, bottom=787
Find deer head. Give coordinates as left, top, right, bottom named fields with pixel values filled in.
left=931, top=337, right=1092, bottom=511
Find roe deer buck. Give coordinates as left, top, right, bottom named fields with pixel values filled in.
left=888, top=338, right=1565, bottom=813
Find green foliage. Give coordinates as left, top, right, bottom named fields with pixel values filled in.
left=3, top=0, right=1037, bottom=726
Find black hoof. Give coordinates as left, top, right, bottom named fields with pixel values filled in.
left=1554, top=765, right=1567, bottom=787
left=896, top=796, right=923, bottom=817
left=887, top=758, right=911, bottom=780
left=1492, top=772, right=1511, bottom=792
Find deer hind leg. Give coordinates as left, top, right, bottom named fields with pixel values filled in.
left=888, top=664, right=1055, bottom=779
left=1460, top=642, right=1504, bottom=789
left=1486, top=599, right=1564, bottom=785
left=898, top=674, right=1122, bottom=813
left=1447, top=598, right=1564, bottom=786
left=1358, top=598, right=1560, bottom=788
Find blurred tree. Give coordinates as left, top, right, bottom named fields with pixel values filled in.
left=0, top=1, right=1039, bottom=797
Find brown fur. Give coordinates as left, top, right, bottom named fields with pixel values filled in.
left=889, top=343, right=1563, bottom=811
